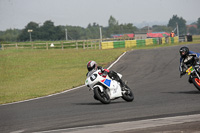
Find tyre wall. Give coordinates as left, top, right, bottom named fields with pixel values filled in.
left=101, top=37, right=179, bottom=49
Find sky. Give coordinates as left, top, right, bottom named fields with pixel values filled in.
left=0, top=0, right=200, bottom=31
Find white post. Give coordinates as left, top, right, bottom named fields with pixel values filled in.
left=176, top=22, right=179, bottom=40
left=28, top=29, right=33, bottom=42
left=65, top=29, right=68, bottom=40
left=99, top=27, right=102, bottom=49
left=100, top=27, right=102, bottom=42
left=30, top=32, right=32, bottom=42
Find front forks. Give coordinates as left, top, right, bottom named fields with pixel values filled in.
left=194, top=70, right=200, bottom=79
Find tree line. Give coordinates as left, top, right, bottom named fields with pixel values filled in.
left=1, top=15, right=200, bottom=42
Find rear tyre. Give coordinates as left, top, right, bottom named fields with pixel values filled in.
left=122, top=85, right=134, bottom=102
left=94, top=87, right=111, bottom=104
left=192, top=78, right=200, bottom=91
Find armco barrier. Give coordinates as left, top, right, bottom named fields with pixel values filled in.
left=101, top=41, right=114, bottom=49
left=136, top=40, right=146, bottom=47
left=125, top=40, right=137, bottom=48
left=174, top=36, right=179, bottom=43
left=171, top=37, right=174, bottom=44
left=162, top=37, right=166, bottom=44
left=101, top=37, right=179, bottom=49
left=145, top=38, right=153, bottom=46
left=168, top=36, right=178, bottom=44
left=152, top=38, right=157, bottom=44
left=113, top=41, right=125, bottom=48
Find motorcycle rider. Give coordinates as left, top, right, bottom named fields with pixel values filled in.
left=86, top=60, right=126, bottom=89
left=179, top=46, right=200, bottom=80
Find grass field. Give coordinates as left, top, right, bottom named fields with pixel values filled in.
left=0, top=48, right=125, bottom=104
left=1, top=37, right=200, bottom=104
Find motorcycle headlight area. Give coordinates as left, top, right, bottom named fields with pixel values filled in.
left=90, top=74, right=97, bottom=81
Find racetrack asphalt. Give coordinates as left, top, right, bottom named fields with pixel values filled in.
left=0, top=44, right=200, bottom=133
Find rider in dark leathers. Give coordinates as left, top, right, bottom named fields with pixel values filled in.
left=179, top=46, right=200, bottom=81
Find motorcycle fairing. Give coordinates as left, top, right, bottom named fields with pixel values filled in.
left=101, top=79, right=111, bottom=87
left=186, top=66, right=194, bottom=75
left=101, top=79, right=122, bottom=99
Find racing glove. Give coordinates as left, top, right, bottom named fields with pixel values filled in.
left=180, top=71, right=186, bottom=78
left=97, top=66, right=107, bottom=77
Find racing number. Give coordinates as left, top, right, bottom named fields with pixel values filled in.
left=90, top=74, right=97, bottom=81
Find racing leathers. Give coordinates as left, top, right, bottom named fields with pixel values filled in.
left=97, top=66, right=126, bottom=89
left=179, top=51, right=200, bottom=77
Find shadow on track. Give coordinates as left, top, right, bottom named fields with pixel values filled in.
left=74, top=101, right=125, bottom=106
left=162, top=90, right=200, bottom=95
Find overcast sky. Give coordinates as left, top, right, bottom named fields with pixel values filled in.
left=0, top=0, right=199, bottom=31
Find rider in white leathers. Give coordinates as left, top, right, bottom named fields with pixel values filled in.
left=86, top=61, right=125, bottom=89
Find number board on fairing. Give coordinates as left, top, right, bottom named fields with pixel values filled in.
left=90, top=74, right=97, bottom=81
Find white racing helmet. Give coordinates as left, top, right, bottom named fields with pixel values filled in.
left=87, top=61, right=97, bottom=72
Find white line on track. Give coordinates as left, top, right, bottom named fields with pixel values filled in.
left=0, top=51, right=127, bottom=106
left=34, top=114, right=200, bottom=133
left=107, top=51, right=126, bottom=70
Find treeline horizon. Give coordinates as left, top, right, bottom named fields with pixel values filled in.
left=0, top=15, right=200, bottom=42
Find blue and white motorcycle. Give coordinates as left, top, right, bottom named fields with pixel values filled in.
left=85, top=69, right=134, bottom=104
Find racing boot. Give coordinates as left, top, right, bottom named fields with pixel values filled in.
left=120, top=80, right=131, bottom=95
left=119, top=79, right=126, bottom=90
left=188, top=76, right=193, bottom=84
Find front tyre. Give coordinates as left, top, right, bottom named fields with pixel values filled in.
left=93, top=87, right=111, bottom=104
left=122, top=85, right=134, bottom=102
left=192, top=78, right=200, bottom=91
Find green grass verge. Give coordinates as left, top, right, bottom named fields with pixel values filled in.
left=0, top=48, right=125, bottom=104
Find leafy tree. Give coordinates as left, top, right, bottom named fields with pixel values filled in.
left=188, top=26, right=198, bottom=35
left=66, top=25, right=85, bottom=40
left=107, top=16, right=120, bottom=36
left=18, top=21, right=39, bottom=41
left=17, top=20, right=65, bottom=41
left=152, top=25, right=172, bottom=32
left=197, top=17, right=200, bottom=34
left=0, top=29, right=21, bottom=42
left=168, top=15, right=187, bottom=35
left=197, top=18, right=200, bottom=29
left=40, top=20, right=56, bottom=40
left=119, top=23, right=138, bottom=34
left=85, top=23, right=100, bottom=39
left=54, top=26, right=65, bottom=40
left=108, top=16, right=118, bottom=27
left=106, top=16, right=138, bottom=38
left=5, top=15, right=199, bottom=42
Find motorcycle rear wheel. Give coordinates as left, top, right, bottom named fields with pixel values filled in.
left=192, top=78, right=200, bottom=91
left=94, top=87, right=111, bottom=104
left=122, top=85, right=134, bottom=102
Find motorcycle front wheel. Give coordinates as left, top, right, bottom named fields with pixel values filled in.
left=192, top=78, right=200, bottom=91
left=93, top=87, right=111, bottom=104
left=122, top=85, right=134, bottom=102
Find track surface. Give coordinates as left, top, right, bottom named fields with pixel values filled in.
left=1, top=44, right=200, bottom=133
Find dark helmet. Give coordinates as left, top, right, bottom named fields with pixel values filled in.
left=179, top=46, right=189, bottom=57
left=87, top=61, right=97, bottom=72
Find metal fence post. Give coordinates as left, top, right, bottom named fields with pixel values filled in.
left=16, top=43, right=18, bottom=49
left=83, top=40, right=85, bottom=49
left=62, top=41, right=64, bottom=50
left=2, top=44, right=4, bottom=50
left=76, top=41, right=78, bottom=49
